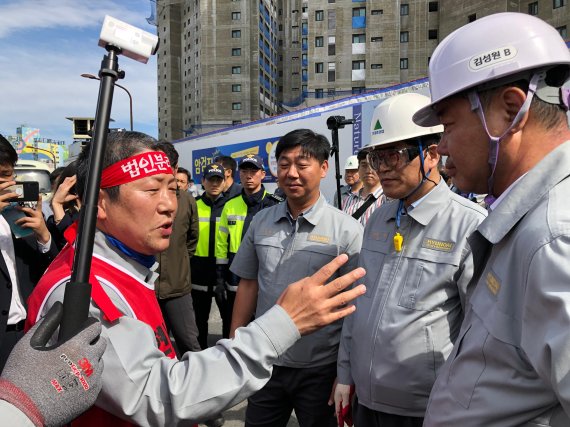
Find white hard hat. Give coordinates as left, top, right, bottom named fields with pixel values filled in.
left=369, top=93, right=443, bottom=148
left=413, top=12, right=570, bottom=126
left=344, top=155, right=359, bottom=170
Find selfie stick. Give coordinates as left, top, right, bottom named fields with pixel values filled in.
left=58, top=48, right=120, bottom=342
left=327, top=116, right=354, bottom=209
left=58, top=16, right=159, bottom=342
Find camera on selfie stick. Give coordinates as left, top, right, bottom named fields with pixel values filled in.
left=59, top=16, right=159, bottom=342
left=327, top=116, right=354, bottom=209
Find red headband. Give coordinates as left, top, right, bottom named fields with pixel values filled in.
left=100, top=151, right=173, bottom=188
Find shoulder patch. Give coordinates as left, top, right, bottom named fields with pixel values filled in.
left=268, top=193, right=285, bottom=203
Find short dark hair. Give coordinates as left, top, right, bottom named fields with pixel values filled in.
left=357, top=148, right=371, bottom=162
left=275, top=129, right=330, bottom=164
left=155, top=140, right=179, bottom=168
left=77, top=131, right=157, bottom=201
left=50, top=167, right=66, bottom=186
left=215, top=155, right=237, bottom=175
left=177, top=166, right=191, bottom=181
left=0, top=134, right=18, bottom=168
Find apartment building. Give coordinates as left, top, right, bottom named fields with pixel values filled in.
left=157, top=0, right=570, bottom=140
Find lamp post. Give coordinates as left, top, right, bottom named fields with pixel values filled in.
left=25, top=145, right=57, bottom=169
left=81, top=73, right=134, bottom=131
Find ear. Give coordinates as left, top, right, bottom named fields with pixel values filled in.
left=97, top=189, right=109, bottom=221
left=425, top=144, right=440, bottom=167
left=260, top=170, right=266, bottom=178
left=498, top=86, right=529, bottom=133
left=320, top=159, right=329, bottom=178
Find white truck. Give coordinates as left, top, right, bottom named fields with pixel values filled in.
left=173, top=78, right=430, bottom=201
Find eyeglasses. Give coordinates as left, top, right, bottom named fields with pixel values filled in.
left=367, top=147, right=420, bottom=171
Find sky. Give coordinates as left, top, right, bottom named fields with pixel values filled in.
left=0, top=0, right=159, bottom=144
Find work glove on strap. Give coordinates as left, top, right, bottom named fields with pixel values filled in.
left=0, top=302, right=106, bottom=427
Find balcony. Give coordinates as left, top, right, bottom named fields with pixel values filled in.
left=352, top=69, right=365, bottom=81
left=352, top=43, right=365, bottom=55
left=352, top=16, right=366, bottom=29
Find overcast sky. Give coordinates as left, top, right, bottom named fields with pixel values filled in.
left=0, top=0, right=158, bottom=144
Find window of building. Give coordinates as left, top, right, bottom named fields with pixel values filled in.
left=468, top=13, right=476, bottom=22
left=371, top=9, right=384, bottom=15
left=400, top=31, right=409, bottom=43
left=233, top=120, right=242, bottom=125
left=232, top=84, right=242, bottom=92
left=315, top=36, right=324, bottom=47
left=232, top=48, right=241, bottom=56
left=328, top=62, right=336, bottom=82
left=352, top=87, right=365, bottom=94
left=315, top=62, right=324, bottom=73
left=554, top=0, right=566, bottom=8
left=371, top=63, right=383, bottom=69
left=528, top=1, right=538, bottom=14
left=328, top=43, right=336, bottom=55
left=231, top=12, right=241, bottom=20
left=232, top=66, right=241, bottom=74
left=428, top=1, right=439, bottom=12
left=232, top=102, right=242, bottom=110
left=352, top=34, right=366, bottom=43
left=371, top=36, right=383, bottom=42
left=400, top=4, right=409, bottom=15
left=428, top=29, right=438, bottom=40
left=232, top=30, right=241, bottom=38
left=328, top=10, right=336, bottom=29
left=328, top=0, right=335, bottom=3
left=315, top=88, right=324, bottom=98
left=400, top=58, right=409, bottom=69
left=352, top=7, right=366, bottom=17
left=315, top=10, right=324, bottom=21
left=328, top=88, right=336, bottom=97
left=352, top=60, right=365, bottom=70
left=557, top=25, right=568, bottom=38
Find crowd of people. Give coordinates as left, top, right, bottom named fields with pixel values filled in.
left=1, top=11, right=570, bottom=427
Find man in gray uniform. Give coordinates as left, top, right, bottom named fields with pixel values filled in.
left=412, top=13, right=570, bottom=426
left=230, top=129, right=363, bottom=427
left=334, top=93, right=487, bottom=427
left=25, top=131, right=367, bottom=426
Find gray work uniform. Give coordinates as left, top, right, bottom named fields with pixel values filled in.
left=33, top=231, right=301, bottom=426
left=231, top=194, right=363, bottom=368
left=424, top=141, right=570, bottom=427
left=338, top=180, right=487, bottom=417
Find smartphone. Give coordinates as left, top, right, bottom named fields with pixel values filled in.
left=1, top=204, right=34, bottom=238
left=3, top=181, right=40, bottom=202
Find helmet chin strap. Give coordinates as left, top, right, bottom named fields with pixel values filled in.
left=467, top=73, right=540, bottom=206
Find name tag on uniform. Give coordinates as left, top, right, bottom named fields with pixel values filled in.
left=486, top=271, right=501, bottom=296
left=422, top=238, right=455, bottom=252
left=307, top=234, right=331, bottom=244
left=370, top=231, right=389, bottom=241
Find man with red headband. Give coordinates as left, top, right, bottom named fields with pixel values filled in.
left=24, top=131, right=367, bottom=426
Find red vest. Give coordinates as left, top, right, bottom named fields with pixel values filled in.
left=26, top=228, right=176, bottom=426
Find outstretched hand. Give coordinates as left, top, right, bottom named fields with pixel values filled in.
left=277, top=254, right=366, bottom=336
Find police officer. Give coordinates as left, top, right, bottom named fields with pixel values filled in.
left=191, top=164, right=228, bottom=347
left=333, top=93, right=487, bottom=427
left=411, top=13, right=570, bottom=426
left=215, top=155, right=281, bottom=329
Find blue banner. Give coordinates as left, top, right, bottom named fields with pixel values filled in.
left=352, top=104, right=362, bottom=154
left=192, top=136, right=280, bottom=183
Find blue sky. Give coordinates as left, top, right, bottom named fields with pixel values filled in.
left=0, top=0, right=158, bottom=144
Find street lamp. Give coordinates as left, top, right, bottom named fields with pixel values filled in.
left=81, top=73, right=134, bottom=131
left=25, top=145, right=57, bottom=169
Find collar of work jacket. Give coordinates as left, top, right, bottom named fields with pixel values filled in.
left=385, top=179, right=450, bottom=226
left=478, top=140, right=570, bottom=245
left=273, top=193, right=326, bottom=227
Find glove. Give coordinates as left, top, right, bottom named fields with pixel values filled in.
left=0, top=302, right=106, bottom=427
left=334, top=383, right=355, bottom=427
left=215, top=265, right=228, bottom=305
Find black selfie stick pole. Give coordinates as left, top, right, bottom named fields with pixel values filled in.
left=327, top=116, right=354, bottom=209
left=58, top=46, right=121, bottom=342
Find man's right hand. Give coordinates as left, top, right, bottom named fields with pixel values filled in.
left=276, top=254, right=366, bottom=336
left=0, top=180, right=18, bottom=212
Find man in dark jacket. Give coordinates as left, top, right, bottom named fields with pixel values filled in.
left=0, top=135, right=57, bottom=371
left=155, top=141, right=201, bottom=355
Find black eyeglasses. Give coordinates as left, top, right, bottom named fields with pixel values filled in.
left=367, top=146, right=420, bottom=171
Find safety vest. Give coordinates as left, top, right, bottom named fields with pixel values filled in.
left=26, top=225, right=176, bottom=427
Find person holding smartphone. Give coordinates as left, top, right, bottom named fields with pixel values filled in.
left=0, top=134, right=58, bottom=372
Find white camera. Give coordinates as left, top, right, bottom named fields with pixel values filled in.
left=99, top=15, right=159, bottom=64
